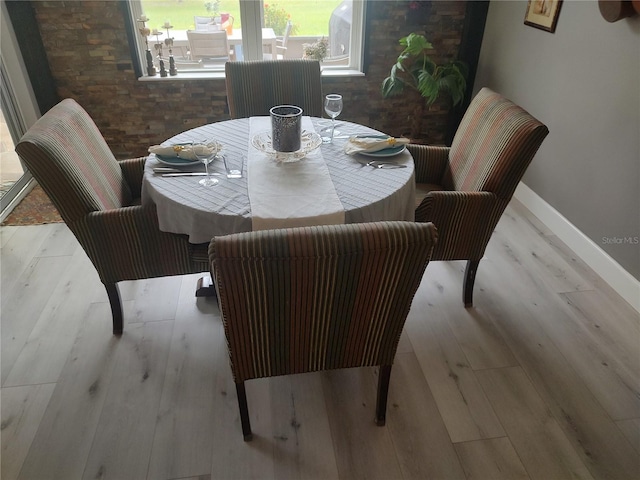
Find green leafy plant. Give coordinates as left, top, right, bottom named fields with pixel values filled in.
left=302, top=37, right=328, bottom=62
left=264, top=3, right=296, bottom=36
left=204, top=0, right=220, bottom=16
left=382, top=33, right=468, bottom=138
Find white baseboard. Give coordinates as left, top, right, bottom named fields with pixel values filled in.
left=514, top=182, right=640, bottom=314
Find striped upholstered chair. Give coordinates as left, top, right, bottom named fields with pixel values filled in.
left=208, top=221, right=438, bottom=440
left=15, top=99, right=210, bottom=334
left=408, top=87, right=549, bottom=307
left=224, top=59, right=323, bottom=118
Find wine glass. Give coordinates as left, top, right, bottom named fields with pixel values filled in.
left=323, top=94, right=343, bottom=144
left=193, top=141, right=219, bottom=186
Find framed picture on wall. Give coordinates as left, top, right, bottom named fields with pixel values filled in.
left=524, top=0, right=563, bottom=32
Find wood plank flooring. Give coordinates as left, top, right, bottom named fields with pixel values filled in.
left=2, top=199, right=639, bottom=480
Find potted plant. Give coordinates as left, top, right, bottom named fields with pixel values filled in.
left=302, top=37, right=329, bottom=62
left=204, top=0, right=220, bottom=16
left=381, top=33, right=468, bottom=140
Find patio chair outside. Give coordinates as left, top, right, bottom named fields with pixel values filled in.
left=194, top=15, right=216, bottom=31
left=263, top=20, right=292, bottom=60
left=187, top=30, right=231, bottom=63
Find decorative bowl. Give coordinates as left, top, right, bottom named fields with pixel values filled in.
left=251, top=130, right=322, bottom=163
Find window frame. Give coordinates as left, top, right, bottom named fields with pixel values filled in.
left=125, top=0, right=366, bottom=79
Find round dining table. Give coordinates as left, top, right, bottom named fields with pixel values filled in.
left=141, top=117, right=416, bottom=245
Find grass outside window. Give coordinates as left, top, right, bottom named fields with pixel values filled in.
left=140, top=0, right=342, bottom=35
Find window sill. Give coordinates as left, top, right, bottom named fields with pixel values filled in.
left=138, top=71, right=227, bottom=81
left=137, top=68, right=365, bottom=82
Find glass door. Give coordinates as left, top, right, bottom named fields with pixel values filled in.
left=0, top=1, right=39, bottom=220
left=0, top=68, right=31, bottom=213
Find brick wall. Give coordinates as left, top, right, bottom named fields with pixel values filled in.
left=31, top=0, right=467, bottom=158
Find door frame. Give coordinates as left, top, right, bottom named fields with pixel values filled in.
left=0, top=1, right=43, bottom=221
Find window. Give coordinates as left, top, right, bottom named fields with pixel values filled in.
left=126, top=0, right=365, bottom=77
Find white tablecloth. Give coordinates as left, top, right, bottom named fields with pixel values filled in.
left=142, top=118, right=415, bottom=244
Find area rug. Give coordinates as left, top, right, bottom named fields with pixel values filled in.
left=2, top=185, right=63, bottom=225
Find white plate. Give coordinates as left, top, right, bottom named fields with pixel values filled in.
left=251, top=130, right=322, bottom=163
left=156, top=155, right=206, bottom=167
left=154, top=141, right=221, bottom=167
left=354, top=135, right=407, bottom=158
left=359, top=145, right=407, bottom=158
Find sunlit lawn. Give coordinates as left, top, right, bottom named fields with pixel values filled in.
left=141, top=0, right=342, bottom=35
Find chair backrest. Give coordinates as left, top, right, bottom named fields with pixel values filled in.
left=187, top=30, right=229, bottom=60
left=281, top=20, right=292, bottom=48
left=444, top=87, right=549, bottom=200
left=15, top=98, right=132, bottom=224
left=194, top=15, right=216, bottom=31
left=225, top=59, right=323, bottom=118
left=209, top=221, right=437, bottom=383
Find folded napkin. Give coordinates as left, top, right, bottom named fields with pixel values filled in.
left=343, top=136, right=410, bottom=155
left=149, top=141, right=221, bottom=161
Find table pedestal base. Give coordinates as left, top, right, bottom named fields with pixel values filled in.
left=195, top=275, right=217, bottom=297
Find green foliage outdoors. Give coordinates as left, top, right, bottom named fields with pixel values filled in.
left=382, top=33, right=468, bottom=107
left=204, top=1, right=221, bottom=14
left=141, top=0, right=341, bottom=35
left=264, top=3, right=296, bottom=36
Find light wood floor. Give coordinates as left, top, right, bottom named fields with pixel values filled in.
left=2, top=199, right=639, bottom=480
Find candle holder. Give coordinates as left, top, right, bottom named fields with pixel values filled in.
left=152, top=29, right=167, bottom=77
left=137, top=16, right=156, bottom=76
left=164, top=24, right=178, bottom=76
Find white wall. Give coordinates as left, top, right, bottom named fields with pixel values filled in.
left=474, top=0, right=640, bottom=280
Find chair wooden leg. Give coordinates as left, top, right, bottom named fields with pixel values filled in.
left=105, top=283, right=123, bottom=335
left=375, top=365, right=392, bottom=426
left=236, top=382, right=253, bottom=441
left=195, top=274, right=217, bottom=297
left=463, top=259, right=480, bottom=308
